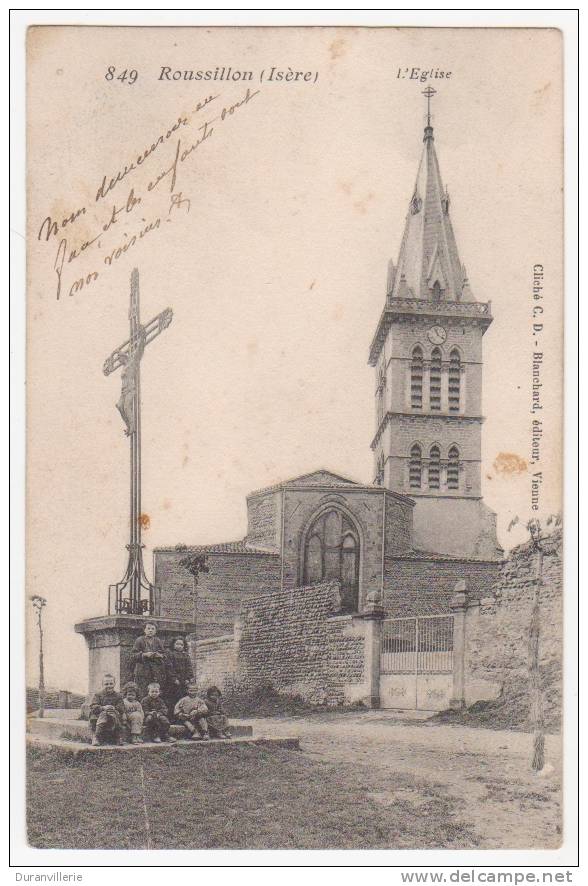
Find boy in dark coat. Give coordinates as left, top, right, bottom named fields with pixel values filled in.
left=131, top=622, right=166, bottom=700
left=141, top=682, right=174, bottom=743
left=205, top=686, right=232, bottom=739
left=89, top=674, right=126, bottom=746
left=164, top=636, right=194, bottom=716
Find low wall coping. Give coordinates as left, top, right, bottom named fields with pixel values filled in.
left=326, top=613, right=354, bottom=624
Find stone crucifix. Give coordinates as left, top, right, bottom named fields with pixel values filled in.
left=103, top=268, right=173, bottom=615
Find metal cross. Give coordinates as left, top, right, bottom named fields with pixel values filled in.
left=103, top=268, right=173, bottom=615
left=422, top=86, right=437, bottom=127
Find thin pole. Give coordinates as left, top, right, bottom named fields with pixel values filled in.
left=529, top=540, right=545, bottom=771
left=414, top=618, right=419, bottom=711
left=129, top=270, right=141, bottom=611
left=38, top=608, right=45, bottom=719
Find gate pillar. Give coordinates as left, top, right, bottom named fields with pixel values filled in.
left=353, top=591, right=385, bottom=708
left=449, top=581, right=468, bottom=709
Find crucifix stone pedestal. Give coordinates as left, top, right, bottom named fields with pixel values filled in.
left=75, top=615, right=197, bottom=700
left=76, top=268, right=196, bottom=700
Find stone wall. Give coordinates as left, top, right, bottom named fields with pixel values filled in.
left=153, top=548, right=282, bottom=637
left=383, top=555, right=500, bottom=616
left=190, top=634, right=237, bottom=693
left=187, top=582, right=371, bottom=706
left=463, top=529, right=563, bottom=718
left=246, top=489, right=281, bottom=550
left=26, top=687, right=85, bottom=713
left=236, top=582, right=367, bottom=705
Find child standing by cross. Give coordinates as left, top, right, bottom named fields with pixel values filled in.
left=131, top=622, right=166, bottom=700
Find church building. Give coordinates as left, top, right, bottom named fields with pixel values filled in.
left=152, top=107, right=503, bottom=651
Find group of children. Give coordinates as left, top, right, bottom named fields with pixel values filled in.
left=88, top=627, right=231, bottom=746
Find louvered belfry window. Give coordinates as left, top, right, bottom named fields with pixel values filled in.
left=428, top=445, right=441, bottom=489
left=411, top=346, right=423, bottom=409
left=448, top=349, right=461, bottom=412
left=409, top=444, right=422, bottom=489
left=429, top=348, right=442, bottom=411
left=447, top=446, right=460, bottom=490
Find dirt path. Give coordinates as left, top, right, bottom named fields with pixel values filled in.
left=245, top=711, right=562, bottom=849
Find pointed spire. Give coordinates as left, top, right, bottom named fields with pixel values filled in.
left=388, top=97, right=473, bottom=303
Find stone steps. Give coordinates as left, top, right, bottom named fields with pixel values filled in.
left=26, top=734, right=299, bottom=755
left=26, top=715, right=253, bottom=742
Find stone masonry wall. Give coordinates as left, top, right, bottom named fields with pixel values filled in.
left=190, top=634, right=237, bottom=693
left=464, top=529, right=563, bottom=720
left=236, top=582, right=366, bottom=705
left=384, top=556, right=500, bottom=616
left=154, top=550, right=282, bottom=638
left=246, top=490, right=281, bottom=550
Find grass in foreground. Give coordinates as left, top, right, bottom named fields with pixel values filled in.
left=27, top=744, right=478, bottom=850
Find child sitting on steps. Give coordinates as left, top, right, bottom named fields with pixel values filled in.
left=122, top=682, right=144, bottom=744
left=89, top=674, right=126, bottom=746
left=205, top=686, right=232, bottom=739
left=141, top=682, right=175, bottom=743
left=174, top=682, right=209, bottom=741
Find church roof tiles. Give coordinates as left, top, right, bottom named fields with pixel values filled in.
left=154, top=539, right=279, bottom=555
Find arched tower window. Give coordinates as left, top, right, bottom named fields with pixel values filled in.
left=428, top=445, right=441, bottom=489
left=429, top=348, right=442, bottom=412
left=409, top=444, right=422, bottom=489
left=447, top=445, right=460, bottom=490
left=303, top=509, right=360, bottom=613
left=448, top=349, right=461, bottom=413
left=410, top=346, right=423, bottom=410
left=432, top=281, right=442, bottom=302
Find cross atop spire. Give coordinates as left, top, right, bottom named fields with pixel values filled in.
left=422, top=86, right=437, bottom=128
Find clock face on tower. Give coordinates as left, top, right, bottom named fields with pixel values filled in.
left=427, top=325, right=447, bottom=345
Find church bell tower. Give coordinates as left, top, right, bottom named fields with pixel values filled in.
left=369, top=91, right=502, bottom=560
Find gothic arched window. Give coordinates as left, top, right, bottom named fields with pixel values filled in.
left=448, top=349, right=461, bottom=413
left=409, top=444, right=422, bottom=489
left=429, top=348, right=442, bottom=412
left=410, top=346, right=423, bottom=410
left=428, top=445, right=441, bottom=489
left=303, top=509, right=360, bottom=613
left=447, top=445, right=460, bottom=490
left=432, top=281, right=442, bottom=302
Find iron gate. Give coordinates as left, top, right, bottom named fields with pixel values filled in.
left=380, top=614, right=454, bottom=710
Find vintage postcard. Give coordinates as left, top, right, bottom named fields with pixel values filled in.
left=23, top=23, right=567, bottom=858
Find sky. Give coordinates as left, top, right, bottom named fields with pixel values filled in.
left=25, top=26, right=563, bottom=692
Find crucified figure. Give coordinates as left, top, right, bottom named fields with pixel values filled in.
left=115, top=330, right=146, bottom=436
